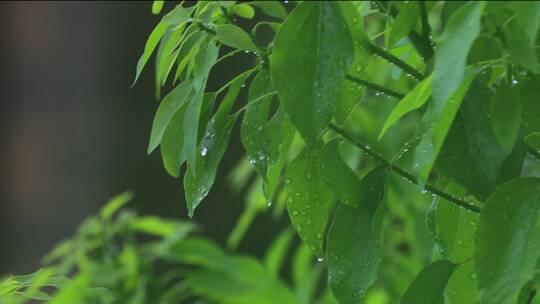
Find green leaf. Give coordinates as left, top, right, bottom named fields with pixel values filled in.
left=155, top=25, right=185, bottom=98
left=490, top=81, right=522, bottom=153
left=388, top=2, right=420, bottom=47
left=432, top=1, right=484, bottom=120
left=435, top=78, right=525, bottom=200
left=414, top=74, right=476, bottom=182
left=509, top=1, right=540, bottom=42
left=250, top=1, right=287, bottom=20
left=100, top=191, right=134, bottom=219
left=152, top=1, right=164, bottom=15
left=324, top=147, right=387, bottom=304
left=379, top=75, right=433, bottom=140
left=516, top=80, right=540, bottom=135
left=241, top=70, right=294, bottom=202
left=271, top=2, right=354, bottom=142
left=147, top=80, right=194, bottom=154
left=160, top=102, right=189, bottom=177
left=400, top=260, right=457, bottom=304
left=505, top=18, right=539, bottom=73
left=446, top=261, right=480, bottom=304
left=130, top=216, right=195, bottom=237
left=335, top=1, right=370, bottom=125
left=285, top=144, right=333, bottom=259
left=184, top=70, right=252, bottom=216
left=133, top=21, right=168, bottom=86
left=163, top=5, right=191, bottom=26
left=215, top=24, right=259, bottom=52
left=234, top=3, right=255, bottom=19
left=184, top=44, right=219, bottom=170
left=525, top=132, right=540, bottom=158
left=475, top=177, right=540, bottom=304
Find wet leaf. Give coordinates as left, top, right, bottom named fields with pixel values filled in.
left=400, top=260, right=456, bottom=304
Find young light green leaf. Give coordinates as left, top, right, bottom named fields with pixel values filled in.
left=250, top=1, right=287, bottom=20
left=491, top=81, right=522, bottom=153
left=152, top=0, right=164, bottom=15
left=285, top=144, right=333, bottom=259
left=432, top=1, right=484, bottom=118
left=271, top=2, right=354, bottom=142
left=436, top=78, right=525, bottom=200
left=100, top=190, right=134, bottom=219
left=379, top=75, right=433, bottom=140
left=324, top=153, right=387, bottom=304
left=148, top=80, right=194, bottom=154
left=475, top=177, right=540, bottom=304
left=155, top=25, right=185, bottom=99
left=133, top=21, right=168, bottom=86
left=234, top=3, right=255, bottom=19
left=388, top=2, right=420, bottom=47
left=413, top=74, right=476, bottom=182
left=400, top=260, right=457, bottom=304
left=215, top=24, right=259, bottom=52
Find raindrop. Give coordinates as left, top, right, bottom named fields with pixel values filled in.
left=317, top=256, right=325, bottom=262
left=201, top=147, right=208, bottom=157
left=266, top=201, right=272, bottom=207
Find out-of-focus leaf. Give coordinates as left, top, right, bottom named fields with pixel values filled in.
left=100, top=191, right=134, bottom=220
left=251, top=1, right=287, bottom=20
left=152, top=0, right=164, bottom=15
left=215, top=24, right=259, bottom=52
left=285, top=144, right=333, bottom=259
left=379, top=75, right=433, bottom=140
left=509, top=1, right=540, bottom=42
left=264, top=228, right=295, bottom=277
left=133, top=21, right=168, bottom=86
left=505, top=18, right=539, bottom=73
left=400, top=260, right=456, bottom=304
left=322, top=141, right=386, bottom=304
left=388, top=2, right=420, bottom=47
left=148, top=80, right=194, bottom=154
left=436, top=78, right=525, bottom=200
left=271, top=2, right=354, bottom=142
left=490, top=81, right=522, bottom=153
left=525, top=132, right=540, bottom=158
left=130, top=216, right=196, bottom=237
left=475, top=177, right=540, bottom=304
left=234, top=3, right=255, bottom=19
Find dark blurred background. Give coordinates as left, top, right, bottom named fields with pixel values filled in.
left=0, top=1, right=263, bottom=274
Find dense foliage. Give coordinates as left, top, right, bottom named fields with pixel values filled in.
left=2, top=1, right=540, bottom=303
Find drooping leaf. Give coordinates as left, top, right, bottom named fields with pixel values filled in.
left=148, top=80, right=194, bottom=154
left=490, top=81, right=522, bottom=153
left=264, top=228, right=295, bottom=277
left=435, top=78, right=525, bottom=200
left=285, top=144, right=333, bottom=259
left=322, top=142, right=386, bottom=304
left=400, top=260, right=457, bottom=304
left=271, top=2, right=354, bottom=142
left=250, top=1, right=287, bottom=20
left=431, top=1, right=484, bottom=126
left=335, top=1, right=370, bottom=125
left=241, top=69, right=294, bottom=202
left=215, top=24, right=259, bottom=52
left=413, top=74, right=476, bottom=182
left=184, top=43, right=219, bottom=170
left=475, top=177, right=540, bottom=304
left=184, top=70, right=252, bottom=216
left=160, top=103, right=189, bottom=177
left=379, top=75, right=433, bottom=140
left=133, top=21, right=168, bottom=85
left=388, top=2, right=420, bottom=47
left=163, top=4, right=191, bottom=26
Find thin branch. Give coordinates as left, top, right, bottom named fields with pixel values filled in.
left=367, top=43, right=425, bottom=80
left=419, top=1, right=431, bottom=40
left=329, top=124, right=482, bottom=214
left=345, top=75, right=405, bottom=99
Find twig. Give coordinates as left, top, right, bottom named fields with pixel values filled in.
left=345, top=75, right=405, bottom=99
left=367, top=43, right=425, bottom=80
left=329, top=124, right=481, bottom=213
